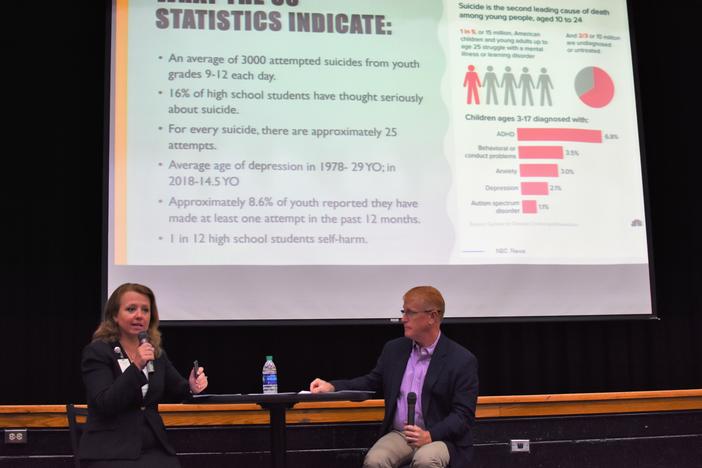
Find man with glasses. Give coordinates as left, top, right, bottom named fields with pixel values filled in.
left=310, top=286, right=478, bottom=468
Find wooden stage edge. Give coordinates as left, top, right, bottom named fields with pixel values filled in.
left=2, top=389, right=701, bottom=428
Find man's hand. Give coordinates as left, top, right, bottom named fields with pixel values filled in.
left=403, top=425, right=432, bottom=448
left=309, top=378, right=335, bottom=393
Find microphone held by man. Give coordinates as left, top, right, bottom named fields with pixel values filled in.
left=407, top=391, right=417, bottom=426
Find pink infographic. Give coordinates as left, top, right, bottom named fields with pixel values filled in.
left=445, top=0, right=647, bottom=264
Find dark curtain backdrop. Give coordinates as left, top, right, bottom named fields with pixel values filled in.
left=3, top=1, right=700, bottom=404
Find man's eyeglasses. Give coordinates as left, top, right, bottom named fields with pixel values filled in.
left=400, top=308, right=436, bottom=318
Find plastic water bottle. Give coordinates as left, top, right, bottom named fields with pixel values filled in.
left=262, top=355, right=278, bottom=394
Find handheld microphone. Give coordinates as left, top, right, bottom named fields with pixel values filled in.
left=137, top=331, right=155, bottom=373
left=407, top=392, right=417, bottom=426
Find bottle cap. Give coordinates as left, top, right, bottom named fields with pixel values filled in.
left=266, top=355, right=273, bottom=361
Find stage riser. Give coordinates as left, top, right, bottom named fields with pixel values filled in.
left=2, top=411, right=700, bottom=467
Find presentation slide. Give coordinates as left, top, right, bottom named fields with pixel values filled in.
left=107, top=0, right=652, bottom=321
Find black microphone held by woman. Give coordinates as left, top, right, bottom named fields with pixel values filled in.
left=137, top=331, right=154, bottom=373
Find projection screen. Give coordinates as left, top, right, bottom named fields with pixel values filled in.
left=107, top=0, right=654, bottom=322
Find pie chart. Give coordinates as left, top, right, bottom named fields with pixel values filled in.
left=575, top=66, right=614, bottom=108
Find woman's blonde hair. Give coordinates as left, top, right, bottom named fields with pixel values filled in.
left=92, top=283, right=162, bottom=356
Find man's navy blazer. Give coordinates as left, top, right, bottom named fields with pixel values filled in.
left=78, top=340, right=190, bottom=461
left=331, top=334, right=478, bottom=468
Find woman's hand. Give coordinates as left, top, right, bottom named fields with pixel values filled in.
left=189, top=367, right=208, bottom=394
left=133, top=342, right=155, bottom=370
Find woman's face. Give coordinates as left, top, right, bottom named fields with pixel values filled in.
left=115, top=290, right=151, bottom=339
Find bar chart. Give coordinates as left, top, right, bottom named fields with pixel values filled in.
left=516, top=128, right=602, bottom=214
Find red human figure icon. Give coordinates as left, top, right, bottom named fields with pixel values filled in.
left=463, top=64, right=481, bottom=104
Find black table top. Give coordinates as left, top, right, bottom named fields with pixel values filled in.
left=188, top=390, right=375, bottom=405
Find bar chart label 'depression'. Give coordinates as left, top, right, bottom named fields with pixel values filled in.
left=107, top=0, right=652, bottom=320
